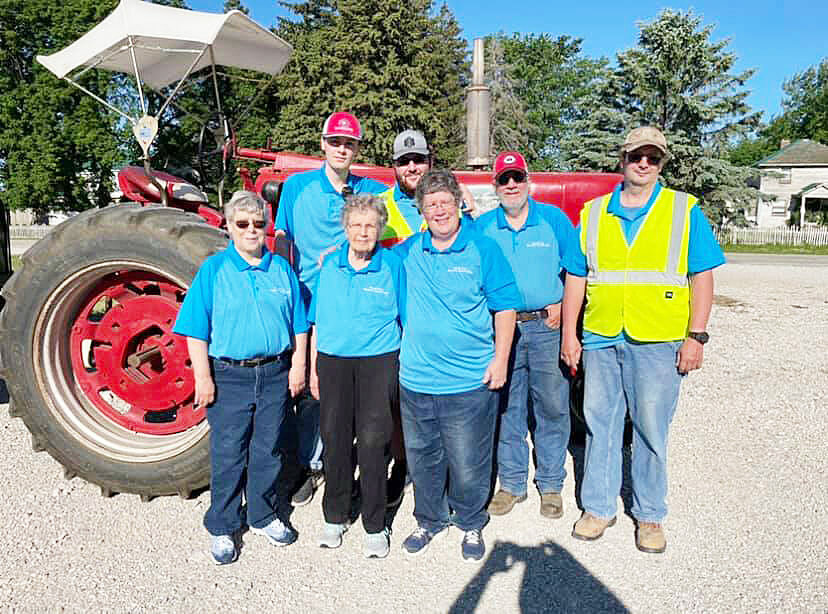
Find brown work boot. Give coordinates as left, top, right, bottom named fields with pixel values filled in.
left=539, top=492, right=564, bottom=519
left=487, top=489, right=527, bottom=516
left=635, top=522, right=666, bottom=554
left=572, top=512, right=616, bottom=541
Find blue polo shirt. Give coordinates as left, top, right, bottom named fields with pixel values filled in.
left=393, top=183, right=424, bottom=234
left=309, top=243, right=405, bottom=357
left=562, top=182, right=725, bottom=349
left=274, top=166, right=387, bottom=301
left=475, top=198, right=575, bottom=311
left=173, top=244, right=309, bottom=360
left=395, top=222, right=521, bottom=394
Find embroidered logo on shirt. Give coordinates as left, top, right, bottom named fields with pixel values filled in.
left=526, top=241, right=552, bottom=248
left=446, top=266, right=473, bottom=275
left=364, top=286, right=390, bottom=295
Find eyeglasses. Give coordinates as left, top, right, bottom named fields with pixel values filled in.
left=496, top=170, right=527, bottom=186
left=234, top=219, right=266, bottom=230
left=422, top=200, right=457, bottom=213
left=341, top=186, right=354, bottom=197
left=626, top=152, right=663, bottom=166
left=348, top=222, right=378, bottom=233
left=395, top=154, right=429, bottom=167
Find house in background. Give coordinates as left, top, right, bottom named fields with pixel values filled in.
left=755, top=139, right=828, bottom=227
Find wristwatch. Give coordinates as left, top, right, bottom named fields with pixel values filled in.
left=687, top=331, right=709, bottom=345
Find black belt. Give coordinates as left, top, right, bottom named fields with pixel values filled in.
left=515, top=309, right=548, bottom=323
left=215, top=352, right=287, bottom=368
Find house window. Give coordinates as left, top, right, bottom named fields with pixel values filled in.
left=771, top=199, right=787, bottom=216
left=778, top=168, right=791, bottom=184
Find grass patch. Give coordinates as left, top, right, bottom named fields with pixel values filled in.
left=11, top=255, right=21, bottom=271
left=722, top=243, right=828, bottom=255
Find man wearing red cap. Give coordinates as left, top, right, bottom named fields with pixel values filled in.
left=561, top=126, right=724, bottom=553
left=476, top=151, right=576, bottom=521
left=275, top=112, right=387, bottom=506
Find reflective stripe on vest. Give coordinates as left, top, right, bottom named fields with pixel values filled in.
left=380, top=189, right=423, bottom=246
left=581, top=188, right=694, bottom=341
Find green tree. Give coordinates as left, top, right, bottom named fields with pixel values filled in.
left=563, top=9, right=761, bottom=226
left=486, top=33, right=607, bottom=170
left=0, top=0, right=121, bottom=214
left=270, top=0, right=467, bottom=166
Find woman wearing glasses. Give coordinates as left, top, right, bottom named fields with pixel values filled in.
left=174, top=190, right=309, bottom=565
left=308, top=193, right=405, bottom=559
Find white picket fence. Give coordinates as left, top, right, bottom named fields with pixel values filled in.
left=717, top=226, right=828, bottom=247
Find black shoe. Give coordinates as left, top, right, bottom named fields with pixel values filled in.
left=291, top=469, right=323, bottom=507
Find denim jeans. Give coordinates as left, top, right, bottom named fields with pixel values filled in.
left=204, top=357, right=290, bottom=536
left=281, top=394, right=323, bottom=471
left=497, top=320, right=570, bottom=496
left=400, top=384, right=497, bottom=532
left=581, top=341, right=683, bottom=523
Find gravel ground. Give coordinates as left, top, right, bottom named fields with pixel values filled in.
left=0, top=258, right=826, bottom=613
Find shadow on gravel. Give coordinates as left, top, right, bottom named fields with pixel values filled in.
left=0, top=378, right=8, bottom=404
left=449, top=540, right=629, bottom=613
left=568, top=442, right=634, bottom=519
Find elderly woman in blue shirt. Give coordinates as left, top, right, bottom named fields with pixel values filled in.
left=173, top=191, right=309, bottom=565
left=308, top=193, right=405, bottom=559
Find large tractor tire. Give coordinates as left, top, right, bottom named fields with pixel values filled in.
left=0, top=204, right=227, bottom=499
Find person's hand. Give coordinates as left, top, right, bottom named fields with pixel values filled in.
left=483, top=358, right=508, bottom=390
left=677, top=338, right=704, bottom=374
left=309, top=367, right=319, bottom=400
left=193, top=374, right=215, bottom=409
left=288, top=363, right=306, bottom=397
left=543, top=303, right=561, bottom=329
left=273, top=228, right=286, bottom=239
left=560, top=333, right=582, bottom=373
left=459, top=183, right=477, bottom=215
left=317, top=244, right=338, bottom=266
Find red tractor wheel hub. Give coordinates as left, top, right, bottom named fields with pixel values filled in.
left=69, top=271, right=202, bottom=435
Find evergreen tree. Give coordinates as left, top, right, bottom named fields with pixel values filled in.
left=563, top=10, right=761, bottom=226
left=487, top=33, right=607, bottom=170
left=270, top=0, right=467, bottom=166
left=0, top=0, right=121, bottom=214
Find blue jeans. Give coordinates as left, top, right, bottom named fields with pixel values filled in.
left=280, top=394, right=323, bottom=471
left=581, top=341, right=683, bottom=523
left=204, top=357, right=290, bottom=536
left=400, top=384, right=497, bottom=532
left=497, top=320, right=570, bottom=496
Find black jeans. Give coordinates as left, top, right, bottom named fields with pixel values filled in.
left=317, top=350, right=398, bottom=533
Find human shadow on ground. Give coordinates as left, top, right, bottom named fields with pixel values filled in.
left=449, top=540, right=629, bottom=614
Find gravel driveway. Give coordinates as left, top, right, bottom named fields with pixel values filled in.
left=0, top=258, right=825, bottom=613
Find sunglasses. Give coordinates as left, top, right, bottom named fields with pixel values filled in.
left=497, top=170, right=527, bottom=186
left=395, top=154, right=429, bottom=166
left=626, top=152, right=663, bottom=166
left=234, top=219, right=266, bottom=230
left=342, top=186, right=354, bottom=197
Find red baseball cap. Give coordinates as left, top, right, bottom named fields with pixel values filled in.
left=493, top=151, right=528, bottom=179
left=322, top=111, right=363, bottom=141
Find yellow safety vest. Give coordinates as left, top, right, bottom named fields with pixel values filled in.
left=379, top=188, right=426, bottom=247
left=579, top=187, right=695, bottom=342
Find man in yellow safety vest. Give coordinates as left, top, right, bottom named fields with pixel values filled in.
left=560, top=126, right=725, bottom=554
left=379, top=130, right=432, bottom=247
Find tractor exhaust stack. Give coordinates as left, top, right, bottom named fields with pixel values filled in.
left=466, top=38, right=491, bottom=169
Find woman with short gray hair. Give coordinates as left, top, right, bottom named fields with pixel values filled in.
left=308, top=192, right=405, bottom=559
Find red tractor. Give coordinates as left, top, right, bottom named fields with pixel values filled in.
left=0, top=0, right=621, bottom=499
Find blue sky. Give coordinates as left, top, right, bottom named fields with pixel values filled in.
left=190, top=0, right=827, bottom=123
